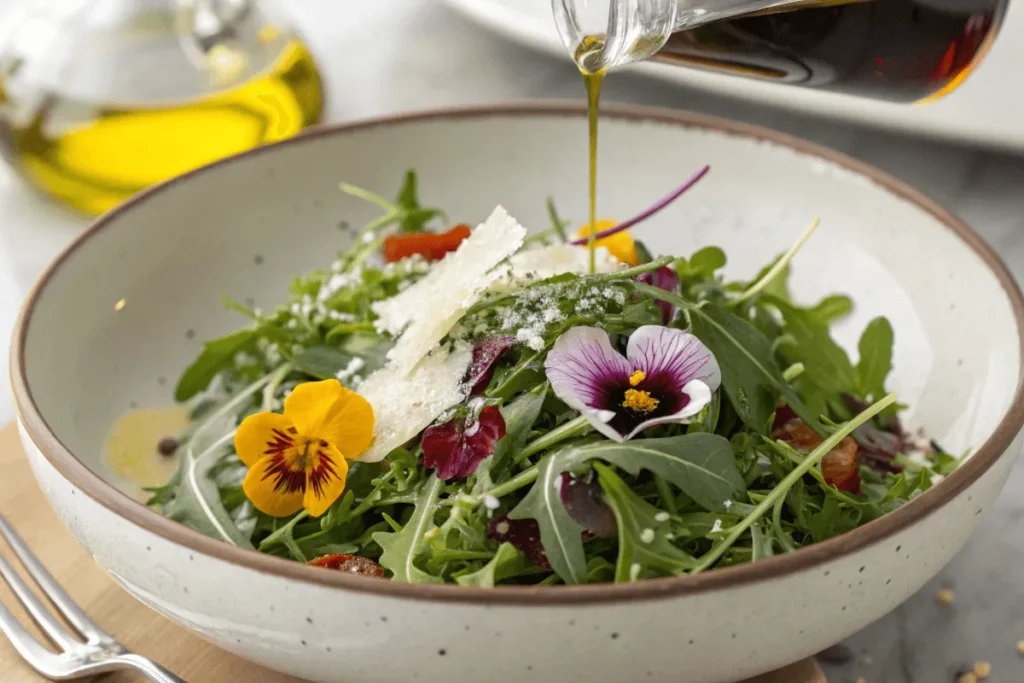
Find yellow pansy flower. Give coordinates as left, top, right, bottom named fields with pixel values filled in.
left=235, top=379, right=374, bottom=518
left=575, top=219, right=639, bottom=266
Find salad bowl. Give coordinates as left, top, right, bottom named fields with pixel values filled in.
left=11, top=103, right=1024, bottom=683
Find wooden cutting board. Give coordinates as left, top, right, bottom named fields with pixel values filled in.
left=0, top=422, right=825, bottom=683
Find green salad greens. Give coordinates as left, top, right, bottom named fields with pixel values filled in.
left=147, top=171, right=958, bottom=586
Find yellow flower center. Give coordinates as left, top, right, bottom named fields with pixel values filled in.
left=623, top=388, right=660, bottom=413
left=629, top=370, right=646, bottom=387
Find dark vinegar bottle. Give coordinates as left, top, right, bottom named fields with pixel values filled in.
left=653, top=0, right=1008, bottom=102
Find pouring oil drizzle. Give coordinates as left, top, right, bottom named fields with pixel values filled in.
left=575, top=36, right=606, bottom=274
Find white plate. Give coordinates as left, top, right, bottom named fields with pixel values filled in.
left=443, top=0, right=1024, bottom=152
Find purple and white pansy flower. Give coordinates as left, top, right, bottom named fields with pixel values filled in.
left=545, top=325, right=721, bottom=442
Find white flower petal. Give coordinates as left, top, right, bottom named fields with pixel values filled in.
left=626, top=325, right=721, bottom=392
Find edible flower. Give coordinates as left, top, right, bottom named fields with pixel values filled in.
left=635, top=266, right=682, bottom=324
left=235, top=379, right=374, bottom=517
left=487, top=514, right=550, bottom=569
left=545, top=326, right=721, bottom=441
left=383, top=223, right=471, bottom=263
left=575, top=219, right=639, bottom=265
left=465, top=336, right=516, bottom=395
left=421, top=406, right=507, bottom=480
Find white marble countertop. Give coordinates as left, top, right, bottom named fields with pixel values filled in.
left=1, top=1, right=1023, bottom=681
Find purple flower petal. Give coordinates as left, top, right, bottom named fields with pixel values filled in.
left=560, top=474, right=617, bottom=538
left=465, top=336, right=516, bottom=395
left=626, top=325, right=721, bottom=392
left=569, top=166, right=710, bottom=245
left=544, top=327, right=632, bottom=442
left=546, top=324, right=721, bottom=442
left=487, top=514, right=550, bottom=569
left=422, top=406, right=507, bottom=480
left=635, top=266, right=681, bottom=324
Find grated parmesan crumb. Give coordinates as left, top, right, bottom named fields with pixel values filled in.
left=654, top=512, right=670, bottom=522
left=483, top=495, right=500, bottom=511
left=640, top=528, right=655, bottom=544
left=335, top=357, right=365, bottom=384
left=711, top=519, right=723, bottom=533
left=723, top=499, right=733, bottom=510
left=629, top=563, right=642, bottom=582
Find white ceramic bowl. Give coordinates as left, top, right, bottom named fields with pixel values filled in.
left=12, top=104, right=1024, bottom=683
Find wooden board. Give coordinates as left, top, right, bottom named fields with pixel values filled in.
left=0, top=423, right=825, bottom=683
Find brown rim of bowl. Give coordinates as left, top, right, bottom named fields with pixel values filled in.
left=11, top=102, right=1024, bottom=606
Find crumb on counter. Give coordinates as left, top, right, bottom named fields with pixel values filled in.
left=937, top=588, right=955, bottom=606
left=854, top=678, right=866, bottom=683
left=973, top=661, right=991, bottom=679
left=1017, top=640, right=1024, bottom=655
left=957, top=673, right=978, bottom=683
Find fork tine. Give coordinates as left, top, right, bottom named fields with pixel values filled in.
left=0, top=514, right=110, bottom=645
left=0, top=600, right=66, bottom=675
left=0, top=533, right=82, bottom=651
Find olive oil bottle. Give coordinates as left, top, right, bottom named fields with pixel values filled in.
left=0, top=1, right=324, bottom=215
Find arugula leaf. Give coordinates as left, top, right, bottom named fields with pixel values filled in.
left=805, top=496, right=861, bottom=542
left=372, top=477, right=444, bottom=583
left=558, top=433, right=744, bottom=512
left=508, top=454, right=587, bottom=584
left=687, top=302, right=823, bottom=434
left=293, top=346, right=353, bottom=380
left=688, top=246, right=727, bottom=276
left=161, top=442, right=255, bottom=549
left=810, top=295, right=853, bottom=326
left=455, top=543, right=529, bottom=587
left=856, top=316, right=894, bottom=402
left=175, top=329, right=258, bottom=401
left=675, top=246, right=727, bottom=283
left=394, top=170, right=445, bottom=233
left=492, top=388, right=547, bottom=469
left=594, top=463, right=696, bottom=581
left=770, top=297, right=856, bottom=389
left=766, top=296, right=856, bottom=418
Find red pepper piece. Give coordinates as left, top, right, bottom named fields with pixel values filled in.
left=383, top=224, right=471, bottom=263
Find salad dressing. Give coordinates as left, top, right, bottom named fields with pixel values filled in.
left=575, top=36, right=607, bottom=274
left=103, top=406, right=188, bottom=499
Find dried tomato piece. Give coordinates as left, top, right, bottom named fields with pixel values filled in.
left=487, top=514, right=550, bottom=569
left=774, top=418, right=861, bottom=494
left=383, top=224, right=471, bottom=263
left=307, top=554, right=385, bottom=578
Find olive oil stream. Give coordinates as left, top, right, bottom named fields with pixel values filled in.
left=576, top=38, right=606, bottom=275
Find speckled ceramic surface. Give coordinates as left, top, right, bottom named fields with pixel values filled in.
left=12, top=104, right=1024, bottom=683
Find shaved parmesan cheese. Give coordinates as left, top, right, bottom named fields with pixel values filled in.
left=373, top=206, right=527, bottom=373
left=357, top=342, right=473, bottom=463
left=493, top=244, right=620, bottom=291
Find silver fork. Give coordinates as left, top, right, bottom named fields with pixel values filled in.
left=0, top=514, right=185, bottom=682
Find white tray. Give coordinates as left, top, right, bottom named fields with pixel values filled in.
left=443, top=0, right=1024, bottom=152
